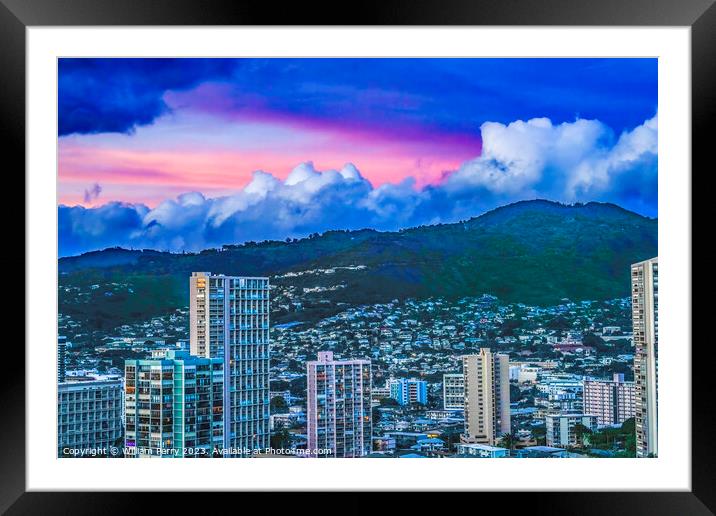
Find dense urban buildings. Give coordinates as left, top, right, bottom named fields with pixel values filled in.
left=58, top=377, right=123, bottom=457
left=390, top=378, right=428, bottom=406
left=545, top=413, right=598, bottom=447
left=583, top=373, right=636, bottom=427
left=443, top=373, right=465, bottom=411
left=189, top=272, right=271, bottom=456
left=124, top=350, right=224, bottom=458
left=306, top=351, right=372, bottom=457
left=461, top=348, right=511, bottom=446
left=58, top=269, right=650, bottom=459
left=631, top=257, right=659, bottom=458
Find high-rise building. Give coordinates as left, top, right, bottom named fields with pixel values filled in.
left=306, top=351, right=372, bottom=457
left=442, top=373, right=465, bottom=410
left=389, top=378, right=427, bottom=406
left=461, top=348, right=511, bottom=445
left=545, top=413, right=598, bottom=447
left=190, top=272, right=270, bottom=456
left=583, top=373, right=636, bottom=427
left=58, top=335, right=68, bottom=383
left=124, top=349, right=224, bottom=458
left=632, top=257, right=658, bottom=458
left=58, top=378, right=123, bottom=457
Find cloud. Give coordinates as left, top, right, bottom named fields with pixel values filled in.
left=445, top=114, right=657, bottom=203
left=58, top=115, right=657, bottom=257
left=83, top=183, right=102, bottom=203
left=59, top=202, right=150, bottom=256
left=58, top=59, right=236, bottom=136
left=59, top=58, right=657, bottom=139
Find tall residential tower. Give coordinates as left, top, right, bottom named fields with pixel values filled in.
left=306, top=351, right=372, bottom=457
left=632, top=257, right=658, bottom=457
left=58, top=335, right=68, bottom=383
left=443, top=373, right=465, bottom=411
left=190, top=272, right=270, bottom=456
left=461, top=348, right=510, bottom=446
left=124, top=350, right=223, bottom=458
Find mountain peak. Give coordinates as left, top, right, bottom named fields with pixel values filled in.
left=464, top=199, right=651, bottom=227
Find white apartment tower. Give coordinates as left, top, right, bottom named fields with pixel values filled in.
left=190, top=272, right=270, bottom=456
left=58, top=335, right=68, bottom=383
left=461, top=348, right=511, bottom=446
left=443, top=373, right=465, bottom=411
left=306, top=351, right=372, bottom=457
left=632, top=257, right=658, bottom=457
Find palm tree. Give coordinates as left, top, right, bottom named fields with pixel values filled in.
left=497, top=431, right=517, bottom=453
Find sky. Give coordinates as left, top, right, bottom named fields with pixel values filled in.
left=58, top=58, right=658, bottom=256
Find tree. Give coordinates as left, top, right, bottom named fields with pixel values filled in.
left=531, top=425, right=547, bottom=445
left=500, top=319, right=521, bottom=336
left=509, top=383, right=523, bottom=402
left=441, top=427, right=463, bottom=451
left=573, top=423, right=593, bottom=447
left=289, top=376, right=307, bottom=396
left=582, top=333, right=608, bottom=353
left=497, top=431, right=517, bottom=452
left=270, top=395, right=289, bottom=414
left=547, top=316, right=571, bottom=332
left=371, top=406, right=382, bottom=425
left=586, top=418, right=635, bottom=456
left=379, top=397, right=399, bottom=407
left=270, top=428, right=291, bottom=450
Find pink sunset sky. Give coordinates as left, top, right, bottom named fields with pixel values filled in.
left=58, top=85, right=481, bottom=207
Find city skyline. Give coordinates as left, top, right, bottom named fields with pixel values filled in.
left=59, top=256, right=657, bottom=459
left=56, top=57, right=659, bottom=460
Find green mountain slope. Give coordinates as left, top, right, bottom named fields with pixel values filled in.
left=58, top=199, right=657, bottom=330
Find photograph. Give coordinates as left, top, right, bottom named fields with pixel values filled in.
left=56, top=57, right=660, bottom=460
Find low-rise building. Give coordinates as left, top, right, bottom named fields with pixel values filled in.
left=545, top=413, right=598, bottom=447
left=456, top=443, right=509, bottom=458
left=58, top=378, right=123, bottom=457
left=514, top=445, right=568, bottom=458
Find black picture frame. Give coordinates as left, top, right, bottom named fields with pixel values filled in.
left=2, top=0, right=707, bottom=513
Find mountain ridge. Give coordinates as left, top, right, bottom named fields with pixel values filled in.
left=58, top=199, right=657, bottom=330
left=59, top=199, right=655, bottom=264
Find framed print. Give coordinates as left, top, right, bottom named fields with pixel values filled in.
left=2, top=0, right=709, bottom=512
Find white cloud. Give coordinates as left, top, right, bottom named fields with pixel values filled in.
left=447, top=114, right=657, bottom=203
left=59, top=114, right=658, bottom=256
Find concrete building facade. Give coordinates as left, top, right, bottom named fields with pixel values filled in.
left=190, top=272, right=270, bottom=456
left=443, top=373, right=465, bottom=411
left=461, top=348, right=510, bottom=446
left=124, top=350, right=224, bottom=458
left=583, top=373, right=636, bottom=427
left=58, top=378, right=123, bottom=457
left=306, top=351, right=372, bottom=457
left=632, top=257, right=658, bottom=457
left=545, top=413, right=598, bottom=447
left=390, top=378, right=427, bottom=406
